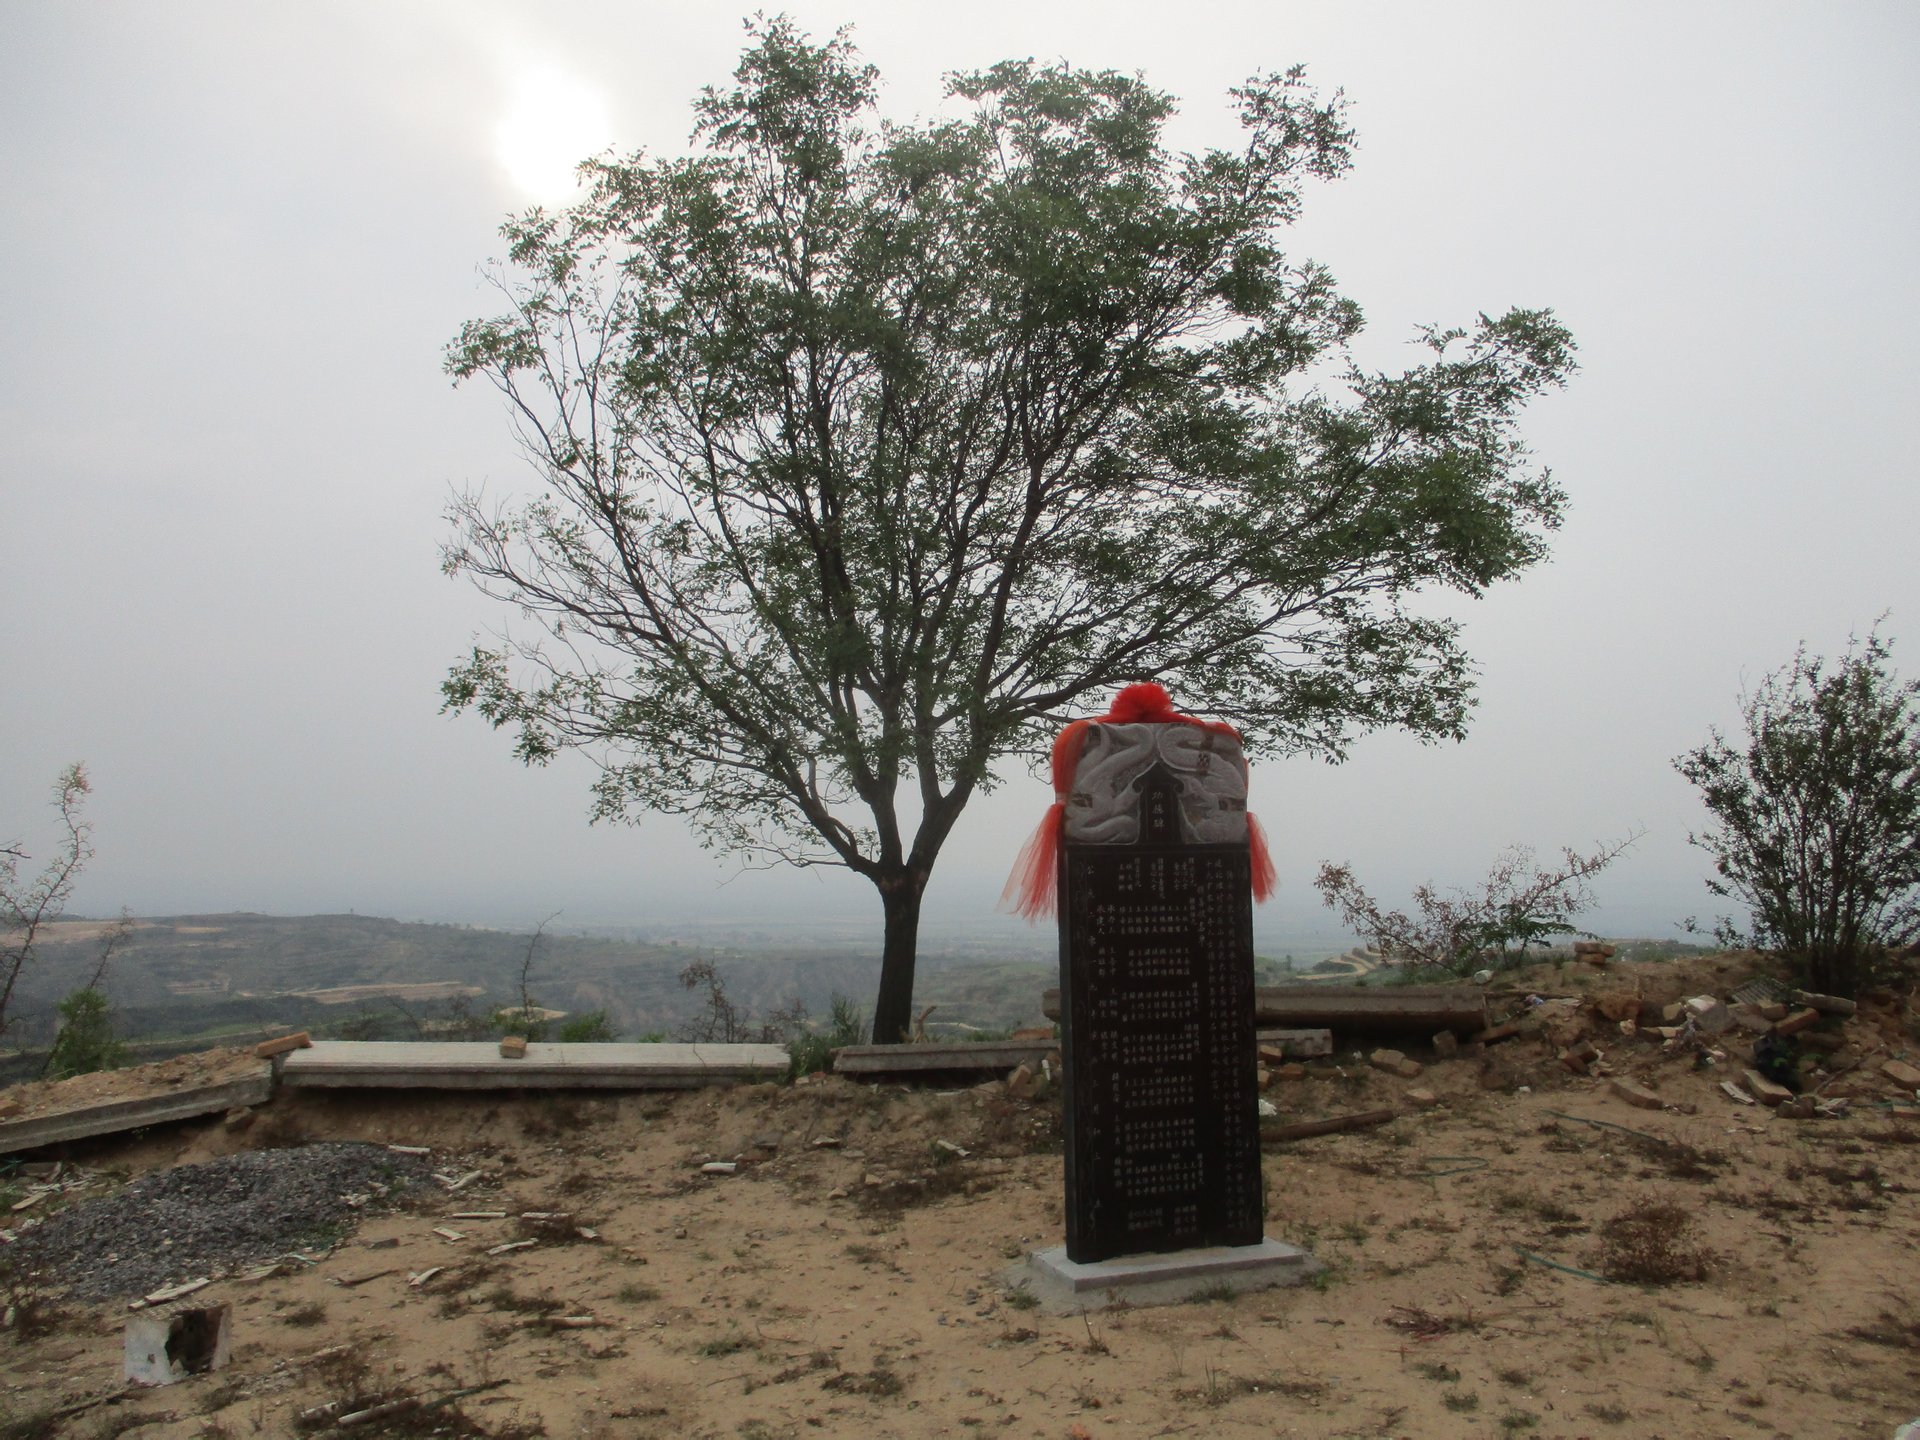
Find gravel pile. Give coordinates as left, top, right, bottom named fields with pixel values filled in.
left=5, top=1142, right=435, bottom=1300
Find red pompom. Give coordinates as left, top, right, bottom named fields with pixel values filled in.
left=1104, top=683, right=1178, bottom=724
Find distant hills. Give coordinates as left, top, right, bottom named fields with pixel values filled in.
left=7, top=912, right=1061, bottom=1063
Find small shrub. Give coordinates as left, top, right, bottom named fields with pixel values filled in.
left=557, top=1010, right=616, bottom=1042
left=282, top=1301, right=328, bottom=1329
left=821, top=1368, right=903, bottom=1398
left=43, top=987, right=125, bottom=1078
left=1599, top=1201, right=1713, bottom=1285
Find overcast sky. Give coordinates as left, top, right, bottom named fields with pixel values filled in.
left=4, top=2, right=1916, bottom=952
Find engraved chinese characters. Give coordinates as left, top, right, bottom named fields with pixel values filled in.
left=1057, top=721, right=1264, bottom=1264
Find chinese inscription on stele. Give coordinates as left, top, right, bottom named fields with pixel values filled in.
left=1038, top=696, right=1268, bottom=1264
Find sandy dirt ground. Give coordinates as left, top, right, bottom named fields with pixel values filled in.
left=2, top=955, right=1917, bottom=1440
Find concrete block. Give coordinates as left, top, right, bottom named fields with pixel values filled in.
left=126, top=1304, right=231, bottom=1386
left=1773, top=1008, right=1821, bottom=1038
left=1684, top=996, right=1733, bottom=1035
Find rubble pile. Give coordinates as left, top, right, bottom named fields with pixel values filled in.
left=5, top=1142, right=434, bottom=1300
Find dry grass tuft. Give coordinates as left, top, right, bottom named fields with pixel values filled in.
left=1599, top=1201, right=1713, bottom=1285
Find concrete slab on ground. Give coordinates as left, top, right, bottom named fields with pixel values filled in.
left=1012, top=1238, right=1319, bottom=1312
left=833, top=1040, right=1055, bottom=1075
left=278, top=1041, right=788, bottom=1090
left=0, top=1069, right=274, bottom=1155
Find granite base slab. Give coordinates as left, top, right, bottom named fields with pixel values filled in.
left=1012, top=1238, right=1319, bottom=1312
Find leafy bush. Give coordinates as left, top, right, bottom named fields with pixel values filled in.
left=1314, top=837, right=1637, bottom=976
left=1676, top=627, right=1920, bottom=997
left=557, top=1009, right=616, bottom=1042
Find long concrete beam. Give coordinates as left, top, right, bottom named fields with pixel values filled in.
left=0, top=1069, right=273, bottom=1155
left=833, top=1039, right=1057, bottom=1075
left=1043, top=985, right=1486, bottom=1035
left=279, top=1040, right=789, bottom=1090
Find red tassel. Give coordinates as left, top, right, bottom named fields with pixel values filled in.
left=1247, top=812, right=1277, bottom=903
left=1002, top=803, right=1065, bottom=919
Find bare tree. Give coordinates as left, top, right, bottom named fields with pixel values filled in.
left=1, top=765, right=94, bottom=1039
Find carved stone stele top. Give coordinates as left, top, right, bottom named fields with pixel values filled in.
left=1062, top=721, right=1250, bottom=846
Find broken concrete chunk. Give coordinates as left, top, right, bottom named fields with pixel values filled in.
left=1431, top=1031, right=1460, bottom=1060
left=1254, top=1028, right=1334, bottom=1059
left=1559, top=1042, right=1599, bottom=1075
left=1720, top=1080, right=1756, bottom=1105
left=125, top=1303, right=230, bottom=1386
left=1683, top=996, right=1733, bottom=1035
left=1772, top=1008, right=1821, bottom=1038
left=498, top=1035, right=528, bottom=1059
left=1608, top=1077, right=1665, bottom=1110
left=1405, top=1088, right=1441, bottom=1109
left=1741, top=1069, right=1793, bottom=1106
left=700, top=1161, right=738, bottom=1175
left=1594, top=992, right=1641, bottom=1023
left=1727, top=1004, right=1774, bottom=1036
left=1882, top=1059, right=1920, bottom=1089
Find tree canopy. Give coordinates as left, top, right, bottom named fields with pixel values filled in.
left=442, top=19, right=1578, bottom=1041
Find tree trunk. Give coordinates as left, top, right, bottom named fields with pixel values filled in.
left=871, top=872, right=925, bottom=1045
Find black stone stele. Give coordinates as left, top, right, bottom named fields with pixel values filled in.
left=1057, top=752, right=1264, bottom=1264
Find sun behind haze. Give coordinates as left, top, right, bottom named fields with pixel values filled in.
left=494, top=63, right=613, bottom=204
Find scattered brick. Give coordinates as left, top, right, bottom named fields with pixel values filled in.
left=1369, top=1048, right=1422, bottom=1080
left=1608, top=1077, right=1664, bottom=1110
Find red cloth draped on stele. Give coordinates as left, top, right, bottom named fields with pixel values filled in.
left=1001, top=683, right=1278, bottom=919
